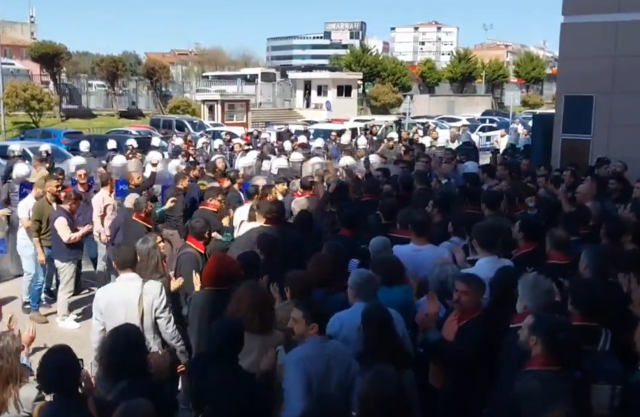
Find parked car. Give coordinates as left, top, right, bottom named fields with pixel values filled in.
left=0, top=141, right=73, bottom=173
left=9, top=128, right=84, bottom=149
left=435, top=115, right=479, bottom=127
left=206, top=127, right=245, bottom=140
left=66, top=134, right=169, bottom=157
left=149, top=115, right=208, bottom=137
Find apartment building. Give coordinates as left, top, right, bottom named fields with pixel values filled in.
left=390, top=21, right=459, bottom=66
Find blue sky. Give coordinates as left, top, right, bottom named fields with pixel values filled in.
left=4, top=0, right=562, bottom=55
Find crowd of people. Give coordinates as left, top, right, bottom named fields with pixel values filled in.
left=0, top=123, right=640, bottom=417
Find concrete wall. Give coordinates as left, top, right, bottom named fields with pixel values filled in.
left=0, top=21, right=34, bottom=41
left=405, top=94, right=493, bottom=116
left=292, top=78, right=359, bottom=119
left=553, top=0, right=640, bottom=176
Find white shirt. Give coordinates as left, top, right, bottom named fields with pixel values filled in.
left=233, top=201, right=253, bottom=235
left=461, top=256, right=513, bottom=299
left=17, top=194, right=36, bottom=244
left=393, top=242, right=451, bottom=282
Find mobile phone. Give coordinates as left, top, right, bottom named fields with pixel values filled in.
left=79, top=359, right=84, bottom=368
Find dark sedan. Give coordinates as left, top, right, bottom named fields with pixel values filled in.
left=66, top=134, right=169, bottom=157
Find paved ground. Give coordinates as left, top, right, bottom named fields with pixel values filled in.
left=0, top=259, right=97, bottom=368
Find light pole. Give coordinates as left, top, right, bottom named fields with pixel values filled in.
left=0, top=34, right=6, bottom=141
left=482, top=23, right=493, bottom=42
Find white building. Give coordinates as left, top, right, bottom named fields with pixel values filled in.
left=390, top=21, right=459, bottom=66
left=288, top=71, right=362, bottom=120
left=365, top=37, right=390, bottom=56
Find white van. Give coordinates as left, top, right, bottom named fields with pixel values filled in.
left=87, top=80, right=109, bottom=92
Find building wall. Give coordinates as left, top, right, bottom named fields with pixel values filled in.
left=365, top=38, right=390, bottom=55
left=0, top=20, right=35, bottom=41
left=292, top=78, right=358, bottom=119
left=553, top=1, right=640, bottom=175
left=390, top=22, right=458, bottom=66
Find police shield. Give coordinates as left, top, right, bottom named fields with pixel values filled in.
left=270, top=157, right=291, bottom=179
left=237, top=156, right=256, bottom=179
left=108, top=155, right=130, bottom=202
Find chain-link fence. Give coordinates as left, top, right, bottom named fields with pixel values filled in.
left=2, top=73, right=294, bottom=112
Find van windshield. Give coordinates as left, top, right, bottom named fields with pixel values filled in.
left=310, top=128, right=345, bottom=140
left=187, top=120, right=207, bottom=132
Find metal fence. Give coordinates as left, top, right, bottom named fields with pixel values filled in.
left=1, top=72, right=295, bottom=112
left=428, top=80, right=557, bottom=106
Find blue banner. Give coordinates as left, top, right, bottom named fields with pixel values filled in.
left=19, top=182, right=33, bottom=199
left=161, top=185, right=171, bottom=205
left=115, top=179, right=128, bottom=199
left=71, top=176, right=95, bottom=188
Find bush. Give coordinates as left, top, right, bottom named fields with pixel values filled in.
left=3, top=81, right=57, bottom=127
left=166, top=97, right=200, bottom=117
left=520, top=92, right=545, bottom=110
left=367, top=83, right=403, bottom=114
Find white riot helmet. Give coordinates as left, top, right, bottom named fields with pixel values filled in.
left=146, top=150, right=163, bottom=165
left=11, top=162, right=31, bottom=180
left=168, top=159, right=185, bottom=175
left=125, top=138, right=138, bottom=148
left=387, top=132, right=399, bottom=142
left=173, top=137, right=184, bottom=147
left=339, top=156, right=357, bottom=168
left=107, top=139, right=118, bottom=150
left=68, top=156, right=88, bottom=174
left=245, top=150, right=260, bottom=161
left=270, top=157, right=289, bottom=175
left=356, top=136, right=367, bottom=149
left=289, top=151, right=304, bottom=163
left=79, top=140, right=91, bottom=153
left=297, top=135, right=308, bottom=144
left=212, top=139, right=224, bottom=150
left=237, top=155, right=256, bottom=177
left=8, top=143, right=22, bottom=157
left=283, top=140, right=292, bottom=152
left=196, top=137, right=209, bottom=149
left=151, top=137, right=162, bottom=147
left=339, top=133, right=352, bottom=145
left=312, top=138, right=325, bottom=149
left=368, top=154, right=383, bottom=166
left=110, top=154, right=127, bottom=166
left=38, top=144, right=52, bottom=154
left=260, top=132, right=271, bottom=142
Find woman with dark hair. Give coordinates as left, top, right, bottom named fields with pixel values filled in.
left=36, top=344, right=93, bottom=417
left=292, top=209, right=322, bottom=256
left=226, top=281, right=283, bottom=374
left=94, top=323, right=172, bottom=417
left=184, top=317, right=274, bottom=417
left=188, top=253, right=244, bottom=355
left=135, top=234, right=183, bottom=296
left=236, top=250, right=261, bottom=282
left=356, top=302, right=419, bottom=417
left=308, top=252, right=350, bottom=316
left=372, top=255, right=415, bottom=329
left=0, top=331, right=41, bottom=417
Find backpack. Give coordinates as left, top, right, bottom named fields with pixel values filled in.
left=581, top=328, right=625, bottom=417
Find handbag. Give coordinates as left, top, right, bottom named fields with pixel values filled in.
left=139, top=280, right=172, bottom=379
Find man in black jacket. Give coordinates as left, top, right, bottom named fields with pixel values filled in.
left=162, top=172, right=189, bottom=271
left=192, top=187, right=233, bottom=254
left=184, top=162, right=203, bottom=220
left=109, top=195, right=156, bottom=246
left=223, top=170, right=245, bottom=213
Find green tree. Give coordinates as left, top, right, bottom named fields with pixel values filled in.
left=442, top=48, right=481, bottom=94
left=3, top=81, right=57, bottom=127
left=367, top=83, right=403, bottom=114
left=481, top=58, right=510, bottom=98
left=520, top=92, right=545, bottom=109
left=119, top=50, right=143, bottom=77
left=417, top=58, right=442, bottom=93
left=329, top=45, right=382, bottom=91
left=166, top=97, right=200, bottom=117
left=378, top=56, right=412, bottom=93
left=66, top=51, right=102, bottom=77
left=95, top=55, right=128, bottom=113
left=141, top=59, right=172, bottom=113
left=28, top=40, right=71, bottom=120
left=512, top=51, right=547, bottom=92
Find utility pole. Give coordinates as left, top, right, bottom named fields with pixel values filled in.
left=482, top=23, right=493, bottom=42
left=0, top=37, right=5, bottom=141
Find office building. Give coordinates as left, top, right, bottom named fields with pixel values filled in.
left=553, top=1, right=640, bottom=176
left=390, top=21, right=459, bottom=66
left=266, top=21, right=366, bottom=68
left=365, top=37, right=390, bottom=55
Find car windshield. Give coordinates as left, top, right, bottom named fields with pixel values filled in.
left=187, top=120, right=207, bottom=132
left=464, top=118, right=479, bottom=124
left=62, top=131, right=84, bottom=140
left=467, top=123, right=481, bottom=133
left=27, top=146, right=71, bottom=163
left=135, top=129, right=160, bottom=137
left=310, top=128, right=345, bottom=140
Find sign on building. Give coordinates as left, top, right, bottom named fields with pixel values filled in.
left=324, top=21, right=364, bottom=32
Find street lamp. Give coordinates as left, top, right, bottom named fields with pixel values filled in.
left=482, top=23, right=493, bottom=42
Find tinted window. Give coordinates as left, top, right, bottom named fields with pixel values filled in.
left=40, top=130, right=54, bottom=139
left=467, top=124, right=480, bottom=133
left=23, top=130, right=39, bottom=139
left=562, top=95, right=594, bottom=137
left=150, top=118, right=161, bottom=129
left=175, top=120, right=188, bottom=133
left=309, top=128, right=345, bottom=140
left=186, top=120, right=207, bottom=132
left=92, top=138, right=111, bottom=153
left=261, top=71, right=277, bottom=83
left=160, top=119, right=173, bottom=131
left=0, top=146, right=8, bottom=160
left=63, top=131, right=83, bottom=140
left=438, top=117, right=458, bottom=123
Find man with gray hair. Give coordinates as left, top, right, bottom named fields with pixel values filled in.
left=486, top=272, right=557, bottom=417
left=326, top=269, right=412, bottom=355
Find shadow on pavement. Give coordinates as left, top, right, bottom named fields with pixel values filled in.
left=70, top=293, right=95, bottom=323
left=0, top=295, right=17, bottom=305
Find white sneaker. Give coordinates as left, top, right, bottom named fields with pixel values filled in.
left=57, top=317, right=80, bottom=330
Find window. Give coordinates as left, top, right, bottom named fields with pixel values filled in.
left=224, top=102, right=247, bottom=123
left=160, top=119, right=173, bottom=131
left=91, top=138, right=112, bottom=152
left=39, top=130, right=54, bottom=139
left=2, top=48, right=13, bottom=59
left=260, top=71, right=277, bottom=83
left=150, top=118, right=161, bottom=129
left=316, top=84, right=328, bottom=97
left=562, top=95, right=594, bottom=137
left=23, top=130, right=39, bottom=139
left=175, top=120, right=189, bottom=133
left=337, top=85, right=353, bottom=98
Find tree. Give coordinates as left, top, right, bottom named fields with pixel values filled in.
left=141, top=59, right=172, bottom=113
left=95, top=55, right=128, bottom=113
left=166, top=97, right=200, bottom=117
left=65, top=51, right=101, bottom=77
left=3, top=81, right=57, bottom=127
left=378, top=56, right=412, bottom=93
left=442, top=48, right=481, bottom=94
left=188, top=45, right=261, bottom=73
left=119, top=51, right=143, bottom=77
left=481, top=58, right=510, bottom=98
left=416, top=58, right=442, bottom=94
left=330, top=45, right=382, bottom=90
left=367, top=83, right=403, bottom=114
left=520, top=92, right=545, bottom=109
left=28, top=40, right=71, bottom=120
left=512, top=51, right=547, bottom=92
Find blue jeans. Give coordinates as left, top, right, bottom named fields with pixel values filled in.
left=42, top=246, right=58, bottom=295
left=16, top=240, right=46, bottom=311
